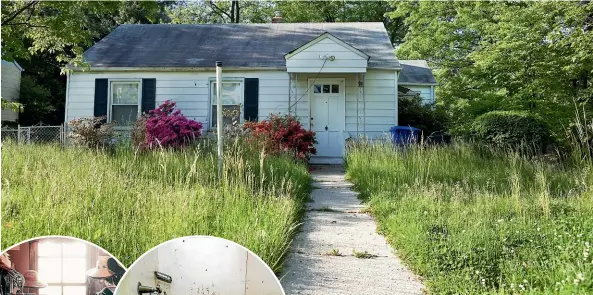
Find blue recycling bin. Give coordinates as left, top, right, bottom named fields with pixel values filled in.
left=390, top=126, right=421, bottom=145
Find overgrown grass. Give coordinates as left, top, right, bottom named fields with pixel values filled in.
left=1, top=140, right=311, bottom=272
left=346, top=140, right=593, bottom=294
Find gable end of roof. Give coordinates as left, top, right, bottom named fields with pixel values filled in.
left=284, top=32, right=370, bottom=60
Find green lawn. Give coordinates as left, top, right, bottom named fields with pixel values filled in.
left=1, top=141, right=311, bottom=272
left=346, top=141, right=593, bottom=294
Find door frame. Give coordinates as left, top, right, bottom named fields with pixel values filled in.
left=307, top=78, right=346, bottom=132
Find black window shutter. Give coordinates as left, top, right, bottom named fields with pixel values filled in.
left=141, top=78, right=156, bottom=113
left=244, top=78, right=259, bottom=121
left=93, top=79, right=108, bottom=117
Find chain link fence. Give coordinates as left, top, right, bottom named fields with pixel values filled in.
left=1, top=124, right=66, bottom=144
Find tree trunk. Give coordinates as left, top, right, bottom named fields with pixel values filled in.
left=234, top=0, right=240, bottom=23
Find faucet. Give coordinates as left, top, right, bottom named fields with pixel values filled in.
left=137, top=282, right=161, bottom=295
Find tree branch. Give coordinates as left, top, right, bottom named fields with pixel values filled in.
left=3, top=23, right=48, bottom=28
left=208, top=1, right=232, bottom=22
left=1, top=0, right=39, bottom=26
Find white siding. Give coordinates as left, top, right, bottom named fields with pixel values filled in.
left=289, top=69, right=397, bottom=139
left=286, top=38, right=367, bottom=73
left=66, top=70, right=289, bottom=128
left=66, top=69, right=398, bottom=139
left=399, top=84, right=434, bottom=105
left=1, top=62, right=21, bottom=121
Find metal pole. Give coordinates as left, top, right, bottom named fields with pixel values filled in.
left=216, top=61, right=223, bottom=179
left=17, top=124, right=21, bottom=143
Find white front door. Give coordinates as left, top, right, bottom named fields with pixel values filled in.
left=310, top=79, right=346, bottom=158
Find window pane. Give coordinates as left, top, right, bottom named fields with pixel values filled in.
left=42, top=286, right=62, bottom=295
left=112, top=105, right=139, bottom=125
left=63, top=286, right=86, bottom=295
left=62, top=242, right=86, bottom=257
left=62, top=258, right=86, bottom=283
left=212, top=82, right=241, bottom=105
left=313, top=85, right=321, bottom=93
left=112, top=83, right=139, bottom=104
left=322, top=85, right=330, bottom=93
left=211, top=105, right=241, bottom=127
left=331, top=84, right=339, bottom=93
left=38, top=241, right=62, bottom=257
left=39, top=258, right=62, bottom=283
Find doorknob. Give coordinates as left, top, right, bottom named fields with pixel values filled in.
left=325, top=126, right=328, bottom=131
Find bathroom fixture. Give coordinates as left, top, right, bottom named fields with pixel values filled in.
left=137, top=282, right=161, bottom=295
left=154, top=272, right=172, bottom=284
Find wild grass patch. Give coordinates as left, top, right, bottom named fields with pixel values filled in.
left=1, top=140, right=311, bottom=272
left=346, top=141, right=593, bottom=294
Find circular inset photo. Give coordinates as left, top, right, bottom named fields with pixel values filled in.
left=115, top=236, right=284, bottom=295
left=1, top=236, right=126, bottom=295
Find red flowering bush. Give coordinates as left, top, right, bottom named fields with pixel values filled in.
left=141, top=100, right=203, bottom=149
left=244, top=114, right=317, bottom=159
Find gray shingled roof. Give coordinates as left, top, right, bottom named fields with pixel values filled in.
left=83, top=23, right=400, bottom=69
left=398, top=60, right=437, bottom=85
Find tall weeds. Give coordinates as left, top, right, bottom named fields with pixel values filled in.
left=346, top=121, right=593, bottom=293
left=1, top=140, right=311, bottom=272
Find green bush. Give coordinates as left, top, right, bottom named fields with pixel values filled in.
left=472, top=111, right=551, bottom=153
left=398, top=93, right=447, bottom=136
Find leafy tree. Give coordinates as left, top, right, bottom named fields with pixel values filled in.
left=393, top=1, right=593, bottom=142
left=1, top=1, right=168, bottom=69
left=276, top=1, right=407, bottom=45
left=17, top=76, right=54, bottom=126
left=2, top=1, right=171, bottom=124
left=166, top=0, right=274, bottom=24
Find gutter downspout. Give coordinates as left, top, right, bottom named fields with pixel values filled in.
left=362, top=73, right=366, bottom=137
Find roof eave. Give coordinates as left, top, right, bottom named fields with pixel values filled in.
left=68, top=66, right=288, bottom=72
left=398, top=81, right=439, bottom=86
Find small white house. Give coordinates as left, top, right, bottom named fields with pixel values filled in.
left=1, top=60, right=24, bottom=122
left=65, top=22, right=437, bottom=164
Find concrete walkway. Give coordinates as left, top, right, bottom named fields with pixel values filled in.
left=281, top=165, right=425, bottom=295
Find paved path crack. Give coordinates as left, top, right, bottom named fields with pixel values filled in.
left=280, top=165, right=425, bottom=295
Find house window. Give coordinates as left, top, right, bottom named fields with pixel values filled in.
left=38, top=240, right=88, bottom=295
left=110, top=81, right=141, bottom=125
left=313, top=84, right=340, bottom=94
left=210, top=81, right=243, bottom=128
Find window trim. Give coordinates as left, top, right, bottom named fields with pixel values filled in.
left=107, top=79, right=143, bottom=125
left=37, top=240, right=90, bottom=295
left=208, top=78, right=245, bottom=130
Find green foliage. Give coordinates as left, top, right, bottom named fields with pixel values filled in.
left=398, top=93, right=446, bottom=136
left=346, top=141, right=593, bottom=294
left=351, top=249, right=377, bottom=259
left=393, top=1, right=593, bottom=142
left=472, top=111, right=551, bottom=153
left=1, top=1, right=167, bottom=70
left=167, top=1, right=274, bottom=24
left=1, top=98, right=23, bottom=113
left=1, top=141, right=311, bottom=272
left=18, top=75, right=54, bottom=124
left=276, top=1, right=406, bottom=45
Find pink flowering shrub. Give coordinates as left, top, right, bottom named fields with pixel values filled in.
left=141, top=100, right=203, bottom=149
left=244, top=114, right=317, bottom=160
